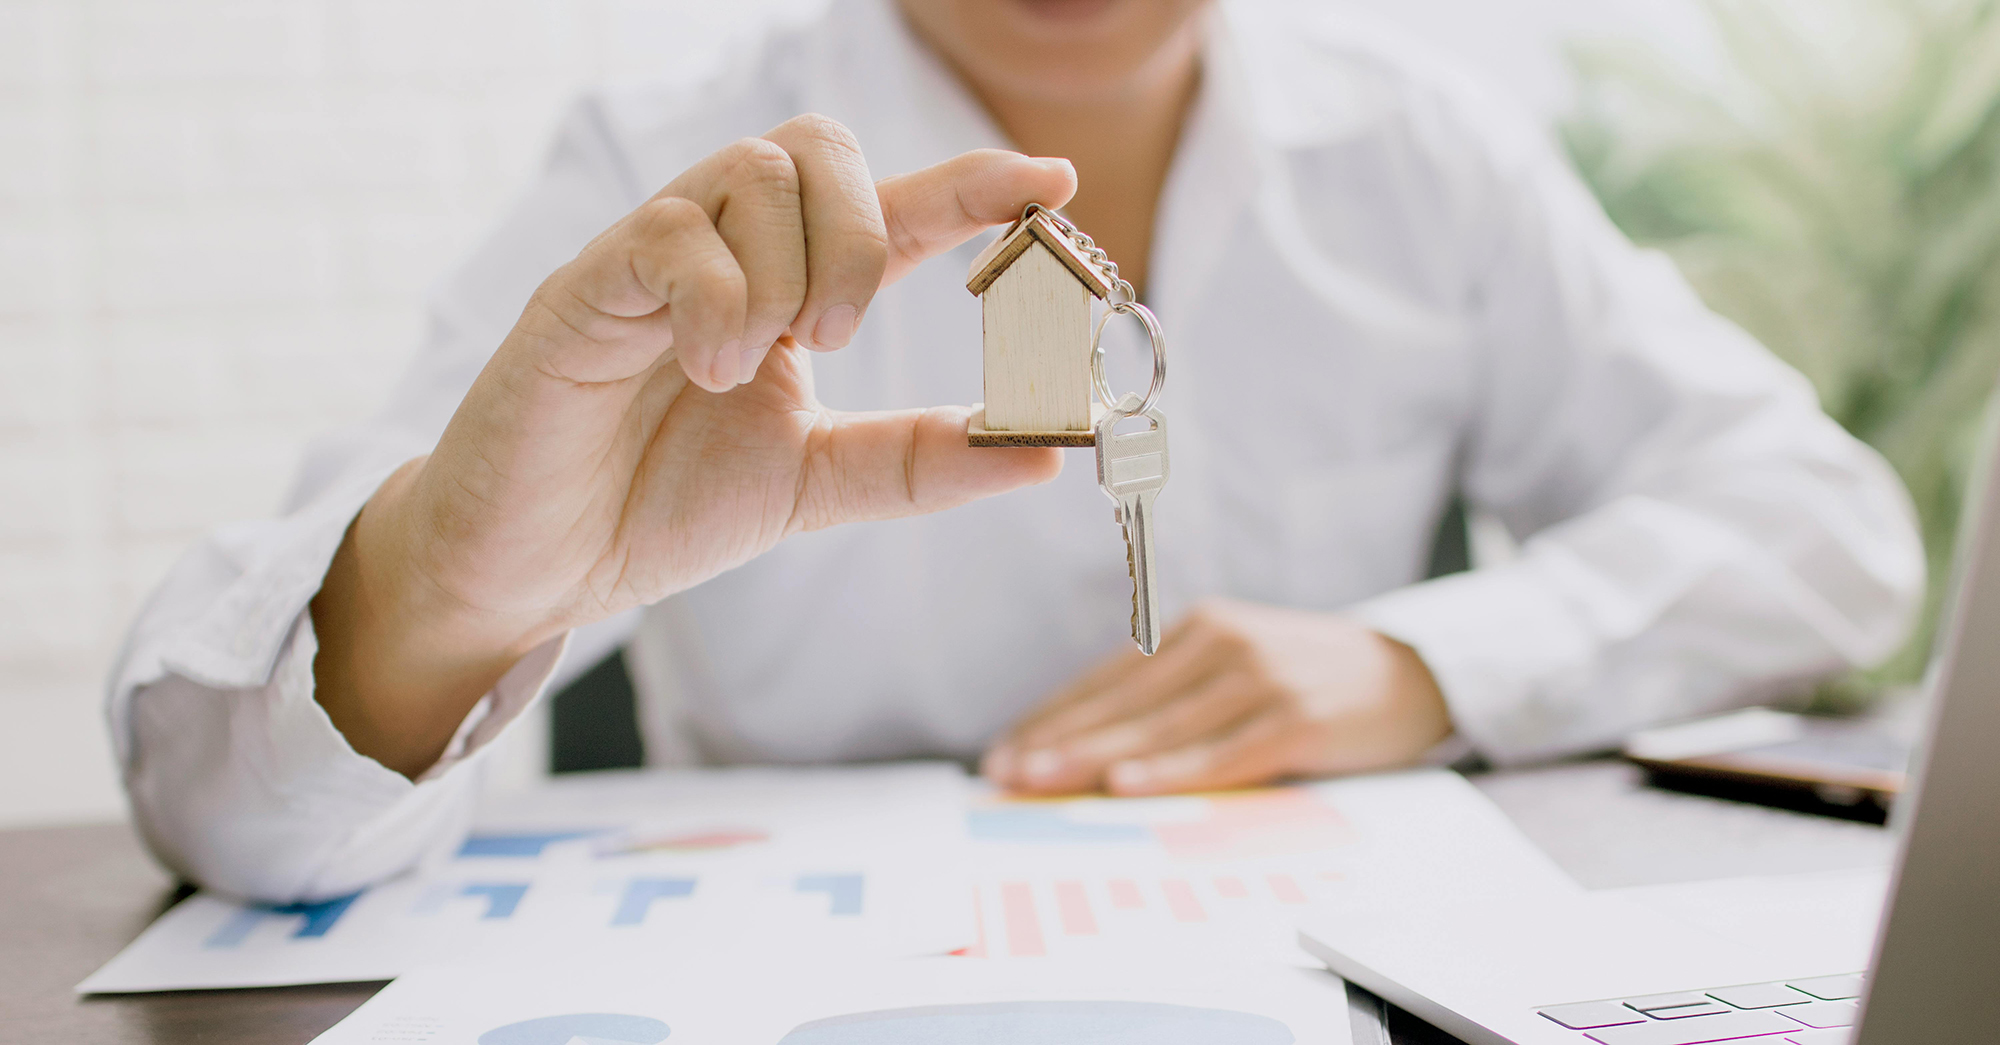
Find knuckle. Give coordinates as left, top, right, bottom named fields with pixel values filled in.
left=780, top=113, right=862, bottom=155
left=1211, top=624, right=1255, bottom=660
left=703, top=257, right=748, bottom=301
left=722, top=137, right=800, bottom=193
left=528, top=278, right=615, bottom=342
left=1178, top=604, right=1218, bottom=635
left=634, top=195, right=708, bottom=240
left=1185, top=598, right=1233, bottom=629
left=849, top=215, right=891, bottom=269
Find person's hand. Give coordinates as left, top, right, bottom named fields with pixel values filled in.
left=981, top=599, right=1451, bottom=796
left=311, top=115, right=1078, bottom=776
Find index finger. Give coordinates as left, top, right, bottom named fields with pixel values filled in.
left=1106, top=709, right=1301, bottom=797
left=1013, top=620, right=1226, bottom=750
left=874, top=150, right=1077, bottom=287
left=996, top=607, right=1217, bottom=749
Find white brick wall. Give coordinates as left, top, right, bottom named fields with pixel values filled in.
left=0, top=0, right=1698, bottom=828
left=0, top=0, right=820, bottom=826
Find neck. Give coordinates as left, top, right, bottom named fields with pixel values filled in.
left=960, top=34, right=1203, bottom=297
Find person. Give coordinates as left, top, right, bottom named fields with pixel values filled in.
left=110, top=0, right=1923, bottom=903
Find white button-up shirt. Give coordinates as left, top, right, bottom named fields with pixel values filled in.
left=109, top=0, right=1923, bottom=903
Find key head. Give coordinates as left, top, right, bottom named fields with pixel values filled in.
left=1095, top=393, right=1170, bottom=504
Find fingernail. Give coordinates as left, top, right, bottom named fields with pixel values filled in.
left=812, top=305, right=858, bottom=350
left=1109, top=760, right=1149, bottom=791
left=1036, top=157, right=1075, bottom=176
left=710, top=340, right=740, bottom=388
left=1022, top=750, right=1062, bottom=780
left=736, top=342, right=765, bottom=385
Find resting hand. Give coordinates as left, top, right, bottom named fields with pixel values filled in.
left=312, top=116, right=1077, bottom=775
left=982, top=599, right=1451, bottom=796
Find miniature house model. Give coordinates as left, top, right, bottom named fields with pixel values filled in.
left=965, top=208, right=1115, bottom=447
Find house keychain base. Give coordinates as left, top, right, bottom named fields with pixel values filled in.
left=965, top=403, right=1107, bottom=447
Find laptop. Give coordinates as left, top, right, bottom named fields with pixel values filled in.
left=1300, top=413, right=2000, bottom=1045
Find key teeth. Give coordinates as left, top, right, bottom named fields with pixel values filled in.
left=1124, top=520, right=1141, bottom=644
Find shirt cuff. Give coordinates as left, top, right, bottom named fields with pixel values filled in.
left=150, top=461, right=407, bottom=696
left=1350, top=560, right=1599, bottom=765
left=259, top=612, right=569, bottom=803
left=215, top=611, right=567, bottom=900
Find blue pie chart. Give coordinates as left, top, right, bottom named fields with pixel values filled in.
left=478, top=1013, right=670, bottom=1045
left=778, top=1000, right=1294, bottom=1043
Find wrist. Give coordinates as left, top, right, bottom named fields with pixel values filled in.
left=1375, top=631, right=1452, bottom=748
left=356, top=458, right=557, bottom=662
left=311, top=457, right=549, bottom=777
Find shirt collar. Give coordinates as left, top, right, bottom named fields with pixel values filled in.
left=799, top=0, right=1268, bottom=332
left=1148, top=2, right=1266, bottom=329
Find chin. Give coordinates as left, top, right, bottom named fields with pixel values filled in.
left=999, top=0, right=1127, bottom=28
left=905, top=0, right=1207, bottom=100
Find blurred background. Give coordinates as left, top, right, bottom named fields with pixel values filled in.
left=4, top=0, right=1993, bottom=828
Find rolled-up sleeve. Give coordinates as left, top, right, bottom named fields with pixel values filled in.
left=1353, top=109, right=1924, bottom=764
left=107, top=96, right=645, bottom=902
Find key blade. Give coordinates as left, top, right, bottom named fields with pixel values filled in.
left=1122, top=491, right=1162, bottom=655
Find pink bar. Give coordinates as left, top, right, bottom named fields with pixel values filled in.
left=1267, top=873, right=1308, bottom=905
left=1054, top=880, right=1098, bottom=935
left=1001, top=881, right=1046, bottom=956
left=1213, top=876, right=1248, bottom=898
left=1108, top=878, right=1145, bottom=909
left=1161, top=879, right=1207, bottom=923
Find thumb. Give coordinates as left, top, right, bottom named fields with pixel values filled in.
left=875, top=151, right=1078, bottom=287
left=787, top=406, right=1064, bottom=533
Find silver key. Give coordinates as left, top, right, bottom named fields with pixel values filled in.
left=1095, top=393, right=1169, bottom=654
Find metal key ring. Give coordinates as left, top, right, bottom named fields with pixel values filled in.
left=1091, top=300, right=1168, bottom=418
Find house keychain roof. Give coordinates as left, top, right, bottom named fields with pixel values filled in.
left=966, top=208, right=1116, bottom=299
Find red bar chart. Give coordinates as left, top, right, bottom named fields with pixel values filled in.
left=966, top=872, right=1337, bottom=960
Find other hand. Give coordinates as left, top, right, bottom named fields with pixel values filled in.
left=312, top=115, right=1077, bottom=775
left=982, top=599, right=1451, bottom=796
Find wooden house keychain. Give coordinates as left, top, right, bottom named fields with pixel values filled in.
left=965, top=203, right=1171, bottom=654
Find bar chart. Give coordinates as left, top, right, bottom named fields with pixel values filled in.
left=964, top=871, right=1337, bottom=959
left=82, top=766, right=975, bottom=992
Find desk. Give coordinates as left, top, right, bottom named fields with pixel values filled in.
left=4, top=761, right=1895, bottom=1045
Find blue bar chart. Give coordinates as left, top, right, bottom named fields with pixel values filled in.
left=610, top=877, right=697, bottom=926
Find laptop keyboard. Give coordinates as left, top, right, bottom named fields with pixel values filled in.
left=1536, top=974, right=1862, bottom=1044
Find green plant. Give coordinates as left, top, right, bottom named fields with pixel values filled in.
left=1564, top=0, right=2000, bottom=690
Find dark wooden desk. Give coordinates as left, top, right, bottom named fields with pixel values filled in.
left=4, top=761, right=1893, bottom=1045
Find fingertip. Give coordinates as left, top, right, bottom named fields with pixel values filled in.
left=1021, top=748, right=1063, bottom=784
left=1029, top=156, right=1079, bottom=204
left=809, top=304, right=860, bottom=352
left=981, top=744, right=1015, bottom=785
left=1107, top=760, right=1153, bottom=796
left=681, top=350, right=730, bottom=393
left=920, top=408, right=1062, bottom=497
left=976, top=441, right=1064, bottom=491
left=1028, top=447, right=1064, bottom=485
left=735, top=341, right=767, bottom=386
left=709, top=341, right=741, bottom=389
